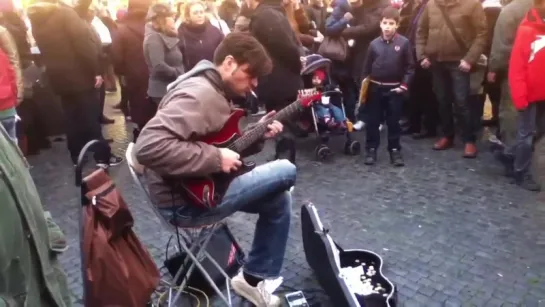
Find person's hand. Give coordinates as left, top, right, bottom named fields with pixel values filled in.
left=259, top=111, right=284, bottom=139
left=219, top=148, right=242, bottom=173
left=459, top=60, right=471, bottom=72
left=390, top=87, right=405, bottom=94
left=344, top=12, right=353, bottom=21
left=94, top=75, right=104, bottom=88
left=487, top=72, right=496, bottom=83
left=421, top=58, right=431, bottom=69
left=314, top=31, right=324, bottom=43
left=264, top=120, right=283, bottom=139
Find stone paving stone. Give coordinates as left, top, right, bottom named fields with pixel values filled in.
left=27, top=94, right=545, bottom=306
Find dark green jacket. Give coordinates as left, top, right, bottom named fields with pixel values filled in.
left=0, top=126, right=71, bottom=307
left=488, top=0, right=532, bottom=73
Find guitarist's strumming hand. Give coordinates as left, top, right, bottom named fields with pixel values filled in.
left=219, top=148, right=242, bottom=173
left=260, top=111, right=284, bottom=139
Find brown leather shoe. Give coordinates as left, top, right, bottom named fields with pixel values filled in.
left=433, top=137, right=453, bottom=150
left=463, top=143, right=478, bottom=158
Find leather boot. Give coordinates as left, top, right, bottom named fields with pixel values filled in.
left=433, top=137, right=453, bottom=150
left=463, top=143, right=478, bottom=158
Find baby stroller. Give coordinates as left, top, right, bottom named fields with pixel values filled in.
left=300, top=54, right=361, bottom=160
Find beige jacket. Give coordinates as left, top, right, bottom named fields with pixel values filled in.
left=415, top=0, right=487, bottom=65
left=0, top=26, right=23, bottom=104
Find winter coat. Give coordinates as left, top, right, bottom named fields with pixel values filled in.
left=0, top=26, right=22, bottom=103
left=508, top=8, right=545, bottom=110
left=0, top=125, right=71, bottom=307
left=27, top=2, right=101, bottom=95
left=178, top=21, right=224, bottom=71
left=112, top=14, right=154, bottom=128
left=305, top=4, right=328, bottom=33
left=326, top=0, right=390, bottom=82
left=143, top=24, right=185, bottom=98
left=488, top=0, right=532, bottom=73
left=250, top=0, right=302, bottom=109
left=0, top=48, right=16, bottom=116
left=415, top=0, right=488, bottom=65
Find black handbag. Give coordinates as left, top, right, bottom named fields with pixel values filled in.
left=164, top=223, right=245, bottom=295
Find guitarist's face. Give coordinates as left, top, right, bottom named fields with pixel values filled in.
left=224, top=61, right=258, bottom=96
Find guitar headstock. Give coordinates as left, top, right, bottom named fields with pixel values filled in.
left=298, top=88, right=322, bottom=108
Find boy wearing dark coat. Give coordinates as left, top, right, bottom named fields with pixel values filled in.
left=361, top=7, right=415, bottom=166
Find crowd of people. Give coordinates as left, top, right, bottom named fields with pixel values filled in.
left=0, top=0, right=544, bottom=305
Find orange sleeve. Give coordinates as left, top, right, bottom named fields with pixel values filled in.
left=508, top=26, right=532, bottom=110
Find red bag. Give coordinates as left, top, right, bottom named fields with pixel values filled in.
left=82, top=169, right=159, bottom=306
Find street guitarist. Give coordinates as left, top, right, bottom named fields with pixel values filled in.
left=134, top=33, right=296, bottom=307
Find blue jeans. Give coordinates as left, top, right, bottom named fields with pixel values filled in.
left=314, top=104, right=345, bottom=123
left=430, top=62, right=474, bottom=142
left=365, top=84, right=404, bottom=151
left=505, top=102, right=545, bottom=175
left=160, top=159, right=296, bottom=279
left=0, top=116, right=17, bottom=144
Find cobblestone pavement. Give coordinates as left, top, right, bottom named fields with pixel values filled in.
left=28, top=93, right=545, bottom=307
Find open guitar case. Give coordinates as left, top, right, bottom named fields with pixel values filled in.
left=301, top=203, right=398, bottom=307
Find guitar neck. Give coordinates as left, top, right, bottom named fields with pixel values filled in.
left=229, top=99, right=303, bottom=153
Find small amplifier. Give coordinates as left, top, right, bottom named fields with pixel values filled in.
left=285, top=291, right=309, bottom=307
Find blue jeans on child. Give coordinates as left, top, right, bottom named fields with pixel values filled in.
left=365, top=84, right=404, bottom=151
left=0, top=116, right=17, bottom=144
left=314, top=104, right=345, bottom=123
left=159, top=159, right=296, bottom=279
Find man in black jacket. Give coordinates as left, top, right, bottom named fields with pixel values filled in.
left=247, top=0, right=303, bottom=163
left=248, top=0, right=302, bottom=111
left=28, top=0, right=122, bottom=167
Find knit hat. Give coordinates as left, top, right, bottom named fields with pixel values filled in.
left=313, top=69, right=326, bottom=82
left=301, top=54, right=331, bottom=76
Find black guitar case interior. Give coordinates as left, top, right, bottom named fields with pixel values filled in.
left=301, top=203, right=397, bottom=307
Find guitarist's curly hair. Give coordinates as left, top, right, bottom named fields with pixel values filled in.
left=213, top=32, right=273, bottom=78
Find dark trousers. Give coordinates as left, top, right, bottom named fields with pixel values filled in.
left=60, top=89, right=111, bottom=164
left=16, top=97, right=50, bottom=154
left=119, top=82, right=129, bottom=116
left=505, top=102, right=545, bottom=175
left=365, top=84, right=404, bottom=151
left=98, top=83, right=106, bottom=121
left=409, top=65, right=438, bottom=133
left=431, top=62, right=475, bottom=143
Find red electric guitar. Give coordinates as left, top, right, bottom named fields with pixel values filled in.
left=179, top=91, right=321, bottom=209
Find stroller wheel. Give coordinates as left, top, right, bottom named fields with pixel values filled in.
left=315, top=145, right=332, bottom=161
left=345, top=140, right=361, bottom=155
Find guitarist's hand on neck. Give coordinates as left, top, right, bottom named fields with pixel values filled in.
left=259, top=111, right=284, bottom=139
left=219, top=148, right=243, bottom=173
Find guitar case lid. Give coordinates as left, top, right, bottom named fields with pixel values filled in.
left=301, top=203, right=397, bottom=307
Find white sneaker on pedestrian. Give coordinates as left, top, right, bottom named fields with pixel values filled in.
left=353, top=121, right=365, bottom=131
left=231, top=272, right=282, bottom=307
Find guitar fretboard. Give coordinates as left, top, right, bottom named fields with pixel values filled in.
left=228, top=99, right=303, bottom=153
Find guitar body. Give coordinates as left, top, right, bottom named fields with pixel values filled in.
left=181, top=109, right=255, bottom=208
left=179, top=92, right=320, bottom=209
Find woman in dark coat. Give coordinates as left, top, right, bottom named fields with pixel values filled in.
left=111, top=3, right=153, bottom=137
left=178, top=0, right=224, bottom=70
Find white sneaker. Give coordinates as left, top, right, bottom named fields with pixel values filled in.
left=353, top=121, right=365, bottom=131
left=231, top=272, right=282, bottom=307
left=379, top=124, right=384, bottom=131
